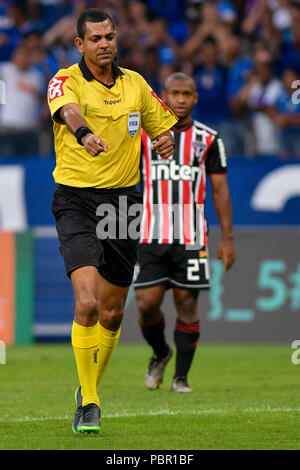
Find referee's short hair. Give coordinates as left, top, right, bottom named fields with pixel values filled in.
left=77, top=8, right=115, bottom=39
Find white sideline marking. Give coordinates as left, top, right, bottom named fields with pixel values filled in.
left=1, top=406, right=300, bottom=424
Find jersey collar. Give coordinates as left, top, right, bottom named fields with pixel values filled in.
left=79, top=56, right=124, bottom=85
left=172, top=118, right=193, bottom=133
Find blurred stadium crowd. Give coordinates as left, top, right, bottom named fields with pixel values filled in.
left=0, top=0, right=300, bottom=158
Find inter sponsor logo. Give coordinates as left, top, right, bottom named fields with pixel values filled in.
left=151, top=159, right=199, bottom=182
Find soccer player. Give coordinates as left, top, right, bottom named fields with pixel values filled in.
left=134, top=72, right=235, bottom=393
left=47, top=8, right=177, bottom=433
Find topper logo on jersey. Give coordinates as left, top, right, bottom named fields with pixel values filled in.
left=48, top=76, right=69, bottom=102
left=151, top=159, right=200, bottom=182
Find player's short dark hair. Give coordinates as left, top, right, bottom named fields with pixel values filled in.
left=77, top=8, right=115, bottom=39
left=164, top=72, right=195, bottom=90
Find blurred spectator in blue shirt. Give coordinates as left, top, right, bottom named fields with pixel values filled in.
left=146, top=0, right=184, bottom=22
left=0, top=1, right=27, bottom=61
left=23, top=30, right=59, bottom=78
left=234, top=49, right=283, bottom=155
left=33, top=0, right=77, bottom=33
left=147, top=0, right=189, bottom=44
left=270, top=68, right=300, bottom=158
left=42, top=11, right=80, bottom=69
left=227, top=35, right=253, bottom=97
left=226, top=34, right=253, bottom=155
left=181, top=1, right=244, bottom=155
left=241, top=0, right=283, bottom=59
left=0, top=44, right=44, bottom=156
left=192, top=36, right=230, bottom=124
left=280, top=2, right=300, bottom=75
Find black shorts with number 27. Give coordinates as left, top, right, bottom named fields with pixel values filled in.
left=52, top=184, right=143, bottom=287
left=134, top=243, right=210, bottom=290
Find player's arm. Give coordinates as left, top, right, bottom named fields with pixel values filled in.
left=206, top=136, right=235, bottom=272
left=209, top=173, right=235, bottom=272
left=59, top=103, right=107, bottom=156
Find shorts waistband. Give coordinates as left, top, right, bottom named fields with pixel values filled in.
left=57, top=184, right=137, bottom=194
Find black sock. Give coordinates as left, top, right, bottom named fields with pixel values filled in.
left=140, top=316, right=169, bottom=359
left=174, top=319, right=200, bottom=379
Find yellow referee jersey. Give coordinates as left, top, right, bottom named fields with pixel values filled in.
left=47, top=57, right=177, bottom=189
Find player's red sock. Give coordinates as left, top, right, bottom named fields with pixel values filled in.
left=173, top=319, right=200, bottom=378
left=140, top=315, right=169, bottom=359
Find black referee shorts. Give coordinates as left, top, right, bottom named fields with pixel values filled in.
left=52, top=184, right=143, bottom=287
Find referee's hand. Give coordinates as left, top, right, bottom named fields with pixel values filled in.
left=152, top=133, right=174, bottom=159
left=82, top=133, right=108, bottom=156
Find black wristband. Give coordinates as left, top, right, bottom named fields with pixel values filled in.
left=75, top=126, right=93, bottom=146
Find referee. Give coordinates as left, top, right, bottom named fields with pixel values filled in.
left=47, top=8, right=177, bottom=434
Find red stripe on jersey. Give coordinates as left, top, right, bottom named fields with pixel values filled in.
left=141, top=131, right=152, bottom=242
left=151, top=88, right=168, bottom=111
left=196, top=134, right=214, bottom=247
left=182, top=126, right=193, bottom=244
left=196, top=135, right=214, bottom=206
left=200, top=134, right=214, bottom=164
left=197, top=165, right=205, bottom=205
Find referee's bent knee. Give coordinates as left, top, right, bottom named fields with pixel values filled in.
left=75, top=296, right=99, bottom=326
left=100, top=307, right=124, bottom=331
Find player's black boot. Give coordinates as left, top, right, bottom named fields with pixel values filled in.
left=77, top=404, right=101, bottom=433
left=73, top=386, right=101, bottom=434
left=72, top=386, right=83, bottom=434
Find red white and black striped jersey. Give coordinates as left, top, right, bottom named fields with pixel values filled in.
left=139, top=119, right=227, bottom=246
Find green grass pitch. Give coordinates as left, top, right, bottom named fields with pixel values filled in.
left=0, top=343, right=299, bottom=450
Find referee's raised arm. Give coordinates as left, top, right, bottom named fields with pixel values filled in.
left=59, top=102, right=108, bottom=156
